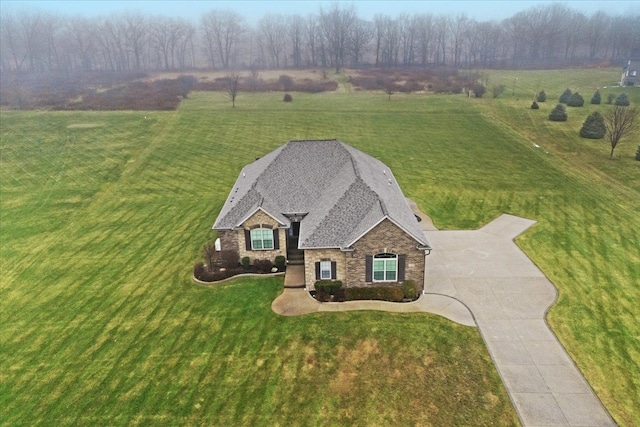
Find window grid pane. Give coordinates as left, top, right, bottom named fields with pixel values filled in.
left=250, top=228, right=273, bottom=250
left=320, top=261, right=331, bottom=279
left=372, top=254, right=398, bottom=282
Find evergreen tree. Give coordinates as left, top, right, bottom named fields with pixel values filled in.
left=531, top=101, right=539, bottom=109
left=636, top=145, right=640, bottom=161
left=567, top=92, right=584, bottom=107
left=579, top=111, right=606, bottom=139
left=559, top=88, right=572, bottom=104
left=615, top=93, right=630, bottom=106
left=536, top=90, right=546, bottom=102
left=549, top=104, right=568, bottom=121
left=591, top=90, right=601, bottom=105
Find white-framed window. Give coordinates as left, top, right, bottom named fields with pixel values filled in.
left=320, top=261, right=332, bottom=279
left=250, top=228, right=273, bottom=250
left=373, top=253, right=397, bottom=282
left=632, top=71, right=637, bottom=77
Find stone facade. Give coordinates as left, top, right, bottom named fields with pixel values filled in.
left=346, top=219, right=425, bottom=290
left=303, top=248, right=347, bottom=291
left=231, top=209, right=287, bottom=263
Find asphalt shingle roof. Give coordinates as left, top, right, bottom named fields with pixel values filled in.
left=213, top=140, right=430, bottom=249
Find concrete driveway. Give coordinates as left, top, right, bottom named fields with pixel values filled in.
left=424, top=214, right=615, bottom=426
left=272, top=212, right=616, bottom=426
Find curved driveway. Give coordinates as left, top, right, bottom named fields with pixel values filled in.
left=272, top=213, right=615, bottom=426
left=424, top=214, right=615, bottom=426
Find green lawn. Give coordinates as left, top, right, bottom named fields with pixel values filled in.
left=2, top=70, right=639, bottom=425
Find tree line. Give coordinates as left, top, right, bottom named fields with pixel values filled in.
left=2, top=3, right=639, bottom=74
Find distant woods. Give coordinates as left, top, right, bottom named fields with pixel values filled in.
left=1, top=3, right=639, bottom=73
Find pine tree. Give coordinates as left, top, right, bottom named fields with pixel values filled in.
left=549, top=104, right=568, bottom=121
left=567, top=92, right=584, bottom=107
left=579, top=112, right=606, bottom=139
left=636, top=145, right=640, bottom=161
left=559, top=88, right=572, bottom=104
left=615, top=93, right=630, bottom=106
left=536, top=90, right=546, bottom=102
left=531, top=101, right=539, bottom=109
left=591, top=90, right=601, bottom=105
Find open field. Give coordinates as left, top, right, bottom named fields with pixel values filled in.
left=2, top=68, right=639, bottom=425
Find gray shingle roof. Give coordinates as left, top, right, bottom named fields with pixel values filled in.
left=213, top=140, right=430, bottom=249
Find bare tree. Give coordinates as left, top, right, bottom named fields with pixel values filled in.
left=258, top=15, right=287, bottom=68
left=287, top=15, right=304, bottom=68
left=319, top=3, right=357, bottom=73
left=415, top=14, right=435, bottom=66
left=62, top=17, right=96, bottom=71
left=123, top=12, right=148, bottom=70
left=349, top=18, right=373, bottom=66
left=304, top=14, right=320, bottom=67
left=605, top=105, right=638, bottom=159
left=200, top=10, right=244, bottom=69
left=226, top=72, right=240, bottom=108
left=448, top=13, right=469, bottom=66
left=398, top=14, right=417, bottom=66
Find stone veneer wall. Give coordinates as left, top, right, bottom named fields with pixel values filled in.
left=346, top=219, right=425, bottom=291
left=303, top=248, right=347, bottom=291
left=224, top=210, right=287, bottom=263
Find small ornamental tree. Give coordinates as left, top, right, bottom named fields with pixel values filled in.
left=536, top=90, right=547, bottom=102
left=615, top=93, right=630, bottom=106
left=491, top=84, right=505, bottom=98
left=605, top=105, right=638, bottom=159
left=549, top=104, right=568, bottom=121
left=559, top=88, right=572, bottom=104
left=579, top=112, right=606, bottom=139
left=531, top=101, right=539, bottom=109
left=591, top=90, right=601, bottom=105
left=567, top=92, right=584, bottom=107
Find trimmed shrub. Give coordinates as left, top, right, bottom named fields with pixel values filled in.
left=316, top=290, right=331, bottom=302
left=345, top=286, right=404, bottom=302
left=253, top=259, right=274, bottom=274
left=241, top=256, right=250, bottom=270
left=531, top=101, right=539, bottom=109
left=607, top=93, right=615, bottom=104
left=334, top=288, right=346, bottom=302
left=283, top=93, right=293, bottom=102
left=473, top=84, right=486, bottom=98
left=536, top=90, right=546, bottom=102
left=615, top=93, right=630, bottom=106
left=315, top=280, right=343, bottom=295
left=567, top=92, right=584, bottom=107
left=549, top=104, right=568, bottom=121
left=591, top=90, right=601, bottom=105
left=402, top=280, right=417, bottom=300
left=579, top=112, right=606, bottom=139
left=559, top=88, right=572, bottom=104
left=274, top=255, right=286, bottom=271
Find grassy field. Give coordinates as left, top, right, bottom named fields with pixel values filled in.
left=2, top=68, right=639, bottom=425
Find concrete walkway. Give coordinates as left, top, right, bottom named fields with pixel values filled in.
left=272, top=213, right=615, bottom=426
